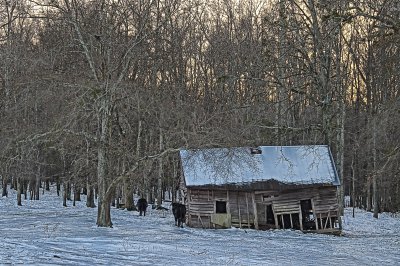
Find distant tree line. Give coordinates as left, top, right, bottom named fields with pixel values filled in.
left=0, top=0, right=398, bottom=226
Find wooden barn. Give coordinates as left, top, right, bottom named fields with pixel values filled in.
left=179, top=145, right=342, bottom=234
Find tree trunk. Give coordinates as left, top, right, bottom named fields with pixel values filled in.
left=29, top=179, right=35, bottom=200
left=74, top=185, right=81, bottom=201
left=56, top=177, right=61, bottom=196
left=17, top=178, right=22, bottom=206
left=2, top=175, right=8, bottom=197
left=86, top=182, right=96, bottom=208
left=372, top=118, right=379, bottom=218
left=366, top=177, right=372, bottom=212
left=45, top=179, right=50, bottom=191
left=351, top=153, right=356, bottom=218
left=124, top=179, right=135, bottom=211
left=66, top=182, right=72, bottom=201
left=97, top=197, right=112, bottom=227
left=96, top=95, right=112, bottom=227
left=157, top=128, right=163, bottom=208
left=336, top=100, right=346, bottom=216
left=275, top=0, right=286, bottom=145
left=11, top=176, right=17, bottom=190
left=35, top=174, right=40, bottom=200
left=63, top=182, right=67, bottom=207
left=172, top=158, right=177, bottom=203
left=73, top=185, right=80, bottom=207
left=23, top=181, right=27, bottom=200
left=125, top=119, right=141, bottom=211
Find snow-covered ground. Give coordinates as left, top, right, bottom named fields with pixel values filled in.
left=1, top=187, right=399, bottom=265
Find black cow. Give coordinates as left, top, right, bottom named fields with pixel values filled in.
left=172, top=202, right=186, bottom=228
left=137, top=198, right=148, bottom=216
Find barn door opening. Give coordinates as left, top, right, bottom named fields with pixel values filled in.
left=266, top=205, right=275, bottom=225
left=212, top=201, right=231, bottom=228
left=277, top=213, right=300, bottom=229
left=301, top=199, right=315, bottom=230
left=257, top=204, right=276, bottom=230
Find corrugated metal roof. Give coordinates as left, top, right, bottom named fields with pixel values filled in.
left=180, top=145, right=340, bottom=187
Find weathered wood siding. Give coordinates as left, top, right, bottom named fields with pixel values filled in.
left=229, top=191, right=255, bottom=228
left=257, top=186, right=340, bottom=231
left=187, top=189, right=217, bottom=228
left=186, top=185, right=340, bottom=232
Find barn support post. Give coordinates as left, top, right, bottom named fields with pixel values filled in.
left=197, top=214, right=205, bottom=228
left=265, top=205, right=268, bottom=223
left=290, top=213, right=293, bottom=228
left=298, top=204, right=304, bottom=231
left=226, top=190, right=230, bottom=215
left=312, top=199, right=319, bottom=231
left=324, top=211, right=330, bottom=229
left=273, top=204, right=279, bottom=229
left=319, top=213, right=323, bottom=229
left=251, top=192, right=259, bottom=230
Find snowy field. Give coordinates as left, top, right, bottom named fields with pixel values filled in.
left=1, top=187, right=400, bottom=266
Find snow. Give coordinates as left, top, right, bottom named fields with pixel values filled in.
left=180, top=145, right=340, bottom=187
left=1, top=187, right=400, bottom=265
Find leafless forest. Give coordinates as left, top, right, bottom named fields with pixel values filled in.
left=0, top=0, right=399, bottom=226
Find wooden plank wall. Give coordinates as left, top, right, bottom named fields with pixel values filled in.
left=187, top=189, right=215, bottom=228
left=257, top=186, right=339, bottom=230
left=186, top=186, right=339, bottom=231
left=229, top=192, right=255, bottom=228
left=260, top=187, right=339, bottom=213
left=187, top=189, right=257, bottom=229
left=313, top=188, right=339, bottom=214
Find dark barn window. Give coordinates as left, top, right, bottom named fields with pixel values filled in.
left=216, top=201, right=227, bottom=213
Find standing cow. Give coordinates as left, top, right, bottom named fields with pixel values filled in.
left=172, top=202, right=186, bottom=228
left=137, top=198, right=148, bottom=216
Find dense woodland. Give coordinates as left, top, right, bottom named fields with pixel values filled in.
left=0, top=0, right=399, bottom=226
